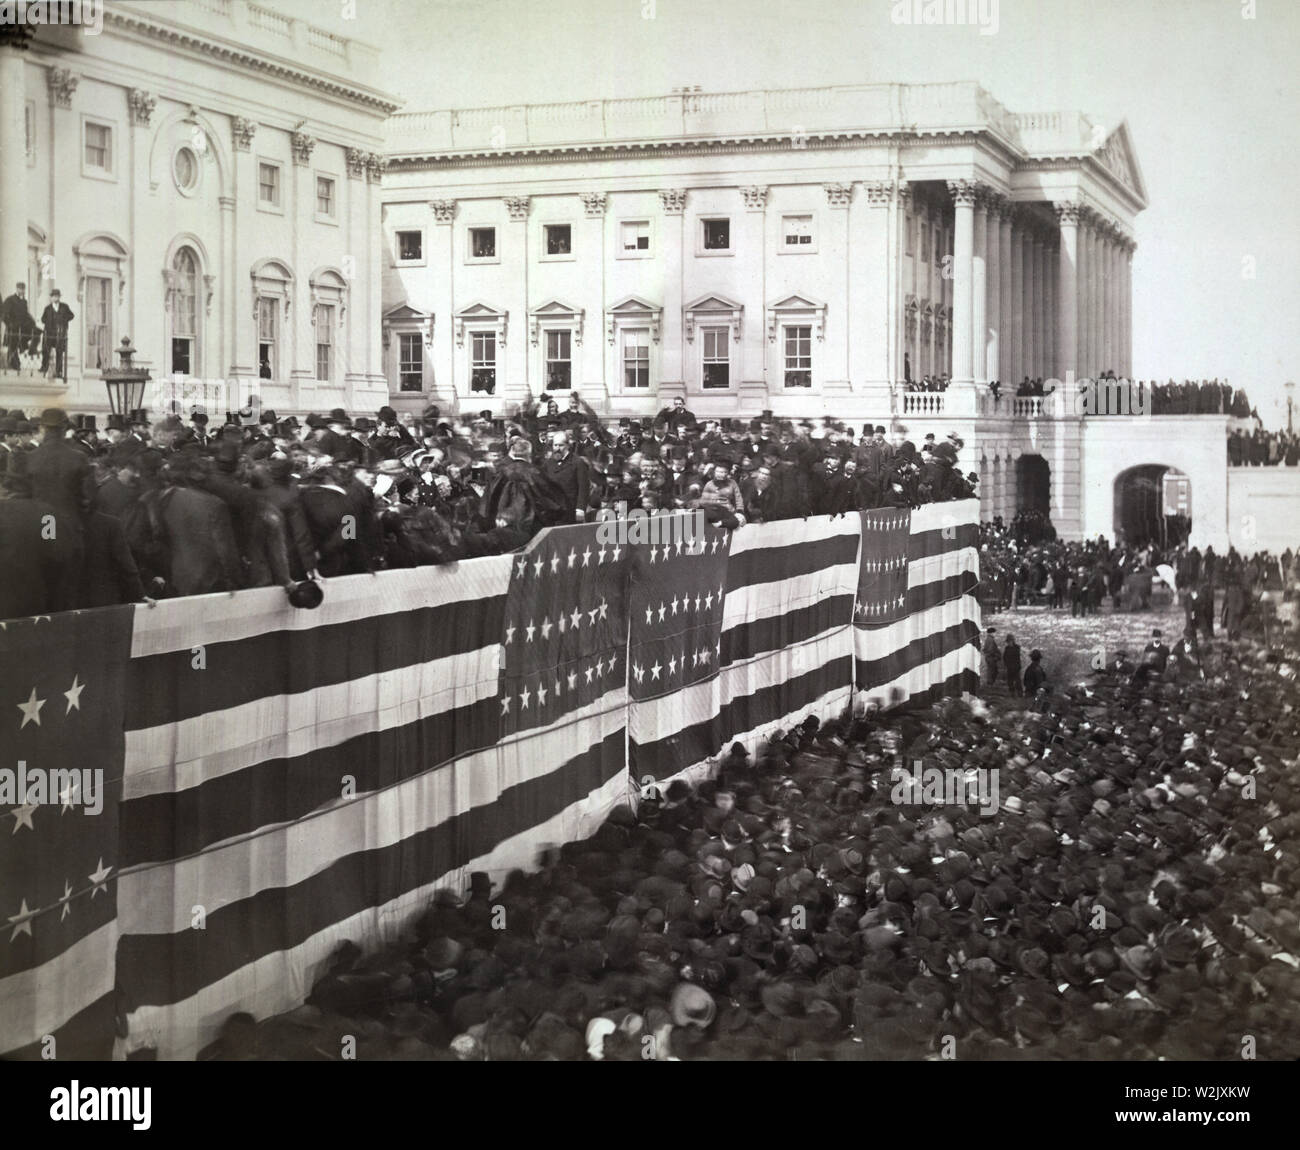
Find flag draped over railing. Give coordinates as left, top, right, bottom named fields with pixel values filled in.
left=0, top=501, right=980, bottom=1059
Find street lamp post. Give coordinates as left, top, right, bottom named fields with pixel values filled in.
left=101, top=337, right=151, bottom=419
left=1286, top=381, right=1295, bottom=434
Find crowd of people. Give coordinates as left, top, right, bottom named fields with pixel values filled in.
left=0, top=394, right=981, bottom=618
left=199, top=616, right=1300, bottom=1060
left=1228, top=427, right=1300, bottom=466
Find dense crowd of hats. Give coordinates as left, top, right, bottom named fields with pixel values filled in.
left=1228, top=428, right=1300, bottom=467
left=0, top=394, right=978, bottom=618
left=194, top=620, right=1300, bottom=1061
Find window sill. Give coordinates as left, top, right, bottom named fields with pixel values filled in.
left=778, top=246, right=818, bottom=255
left=394, top=259, right=427, bottom=269
left=539, top=253, right=576, bottom=263
left=256, top=200, right=285, bottom=216
left=315, top=213, right=339, bottom=227
left=81, top=166, right=117, bottom=183
left=695, top=249, right=734, bottom=258
left=465, top=256, right=501, bottom=266
left=615, top=250, right=653, bottom=260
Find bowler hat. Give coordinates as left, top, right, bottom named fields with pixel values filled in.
left=288, top=579, right=324, bottom=609
left=39, top=407, right=69, bottom=429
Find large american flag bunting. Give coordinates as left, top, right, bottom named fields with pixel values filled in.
left=1, top=507, right=978, bottom=1060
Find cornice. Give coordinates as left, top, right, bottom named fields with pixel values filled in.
left=102, top=8, right=401, bottom=116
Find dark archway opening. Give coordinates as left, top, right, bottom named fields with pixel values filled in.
left=1113, top=465, right=1192, bottom=549
left=1015, top=454, right=1051, bottom=517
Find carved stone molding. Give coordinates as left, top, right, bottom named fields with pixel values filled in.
left=47, top=68, right=78, bottom=109
left=232, top=117, right=257, bottom=152
left=862, top=180, right=895, bottom=206
left=580, top=192, right=607, bottom=218
left=658, top=188, right=687, bottom=215
left=290, top=122, right=316, bottom=166
left=345, top=147, right=367, bottom=179
left=740, top=185, right=768, bottom=212
left=504, top=195, right=531, bottom=221
left=365, top=153, right=387, bottom=183
left=429, top=199, right=457, bottom=224
left=128, top=89, right=156, bottom=127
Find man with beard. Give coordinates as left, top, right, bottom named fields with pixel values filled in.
left=541, top=429, right=591, bottom=524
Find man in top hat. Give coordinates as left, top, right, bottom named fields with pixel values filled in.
left=1141, top=629, right=1170, bottom=675
left=39, top=288, right=75, bottom=381
left=317, top=409, right=363, bottom=464
left=27, top=408, right=94, bottom=610
left=982, top=627, right=1001, bottom=687
left=2, top=282, right=36, bottom=369
left=190, top=407, right=212, bottom=448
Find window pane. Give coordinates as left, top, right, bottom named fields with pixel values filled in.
left=703, top=219, right=730, bottom=249
left=259, top=163, right=278, bottom=202
left=172, top=338, right=191, bottom=376
left=545, top=225, right=571, bottom=255
left=397, top=231, right=422, bottom=261
left=784, top=215, right=811, bottom=245
left=317, top=177, right=333, bottom=215
left=622, top=221, right=649, bottom=251
left=471, top=228, right=496, bottom=258
left=399, top=332, right=423, bottom=392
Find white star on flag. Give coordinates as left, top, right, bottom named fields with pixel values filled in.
left=581, top=547, right=592, bottom=567
left=597, top=546, right=607, bottom=564
left=64, top=670, right=85, bottom=706
left=10, top=801, right=37, bottom=834
left=607, top=652, right=617, bottom=672
left=567, top=670, right=578, bottom=689
left=516, top=557, right=528, bottom=577
left=540, top=618, right=553, bottom=640
left=17, top=687, right=45, bottom=729
left=705, top=592, right=713, bottom=609
left=611, top=545, right=622, bottom=561
left=59, top=880, right=74, bottom=921
left=651, top=662, right=662, bottom=680
left=505, top=625, right=516, bottom=644
left=645, top=607, right=653, bottom=625
left=8, top=898, right=35, bottom=941
left=537, top=682, right=548, bottom=706
left=598, top=599, right=608, bottom=620
left=567, top=548, right=577, bottom=568
left=525, top=620, right=536, bottom=642
left=519, top=686, right=531, bottom=710
left=585, top=666, right=594, bottom=684
left=658, top=602, right=667, bottom=622
left=550, top=555, right=561, bottom=574
left=89, top=858, right=112, bottom=898
left=671, top=597, right=679, bottom=616
left=668, top=655, right=677, bottom=675
left=648, top=547, right=657, bottom=565
left=501, top=697, right=511, bottom=714
left=533, top=557, right=544, bottom=577
left=60, top=777, right=81, bottom=813
left=633, top=662, right=644, bottom=683
left=570, top=607, right=582, bottom=629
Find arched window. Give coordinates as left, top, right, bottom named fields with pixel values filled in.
left=170, top=247, right=199, bottom=375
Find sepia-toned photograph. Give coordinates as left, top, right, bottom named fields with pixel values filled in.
left=1, top=0, right=1297, bottom=1125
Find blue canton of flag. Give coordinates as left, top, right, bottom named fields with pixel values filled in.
left=626, top=516, right=731, bottom=701
left=855, top=509, right=912, bottom=629
left=500, top=524, right=630, bottom=734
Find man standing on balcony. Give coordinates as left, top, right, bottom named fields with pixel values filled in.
left=40, top=289, right=75, bottom=382
left=1, top=282, right=35, bottom=370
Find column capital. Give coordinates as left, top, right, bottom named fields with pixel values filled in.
left=232, top=117, right=258, bottom=153
left=46, top=66, right=78, bottom=109
left=1052, top=200, right=1083, bottom=226
left=946, top=179, right=979, bottom=207
left=658, top=188, right=687, bottom=214
left=290, top=121, right=316, bottom=166
left=504, top=195, right=531, bottom=221
left=365, top=153, right=388, bottom=184
left=345, top=146, right=367, bottom=178
left=740, top=185, right=768, bottom=212
left=580, top=191, right=608, bottom=217
left=978, top=188, right=1006, bottom=214
left=128, top=89, right=156, bottom=127
left=824, top=182, right=854, bottom=208
left=429, top=199, right=457, bottom=224
left=862, top=180, right=896, bottom=206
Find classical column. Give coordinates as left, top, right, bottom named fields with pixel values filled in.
left=998, top=204, right=1013, bottom=384
left=503, top=194, right=531, bottom=398
left=0, top=29, right=32, bottom=305
left=856, top=181, right=895, bottom=392
left=1075, top=214, right=1089, bottom=378
left=1045, top=240, right=1057, bottom=381
left=1110, top=234, right=1121, bottom=377
left=1053, top=202, right=1080, bottom=382
left=1122, top=239, right=1134, bottom=378
left=947, top=180, right=977, bottom=387
left=1099, top=227, right=1110, bottom=375
left=1087, top=219, right=1100, bottom=377
left=659, top=188, right=686, bottom=392
left=1031, top=231, right=1045, bottom=380
left=984, top=192, right=1002, bottom=387
left=971, top=192, right=988, bottom=385
left=1008, top=212, right=1023, bottom=385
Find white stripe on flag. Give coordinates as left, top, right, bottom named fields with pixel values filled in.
left=725, top=512, right=862, bottom=558
left=0, top=920, right=119, bottom=1055
left=908, top=498, right=980, bottom=535
left=129, top=554, right=515, bottom=658
left=908, top=546, right=978, bottom=589
left=121, top=769, right=629, bottom=1062
left=117, top=689, right=627, bottom=935
left=123, top=645, right=503, bottom=800
left=631, top=625, right=849, bottom=744
left=854, top=595, right=981, bottom=657
left=721, top=560, right=859, bottom=633
left=857, top=641, right=981, bottom=709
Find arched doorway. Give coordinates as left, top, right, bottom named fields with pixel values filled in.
left=1113, top=465, right=1192, bottom=548
left=1015, top=454, right=1051, bottom=517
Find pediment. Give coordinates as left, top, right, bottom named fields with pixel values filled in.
left=456, top=300, right=506, bottom=320
left=383, top=302, right=428, bottom=321
left=1093, top=120, right=1147, bottom=206
left=768, top=293, right=825, bottom=313
left=529, top=297, right=583, bottom=318
left=607, top=294, right=661, bottom=315
left=684, top=293, right=744, bottom=314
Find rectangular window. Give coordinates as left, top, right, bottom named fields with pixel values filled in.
left=544, top=329, right=571, bottom=389
left=84, top=122, right=112, bottom=171
left=316, top=175, right=335, bottom=218
left=257, top=296, right=278, bottom=380
left=622, top=328, right=649, bottom=389
left=782, top=214, right=813, bottom=248
left=783, top=325, right=812, bottom=388
left=905, top=213, right=914, bottom=256
left=470, top=226, right=496, bottom=260
left=702, top=218, right=731, bottom=252
left=396, top=230, right=422, bottom=262
left=315, top=304, right=334, bottom=381
left=544, top=223, right=572, bottom=256
left=471, top=331, right=496, bottom=393
left=85, top=276, right=111, bottom=372
left=258, top=162, right=280, bottom=206
left=620, top=220, right=650, bottom=254
left=702, top=327, right=729, bottom=389
left=398, top=332, right=423, bottom=392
